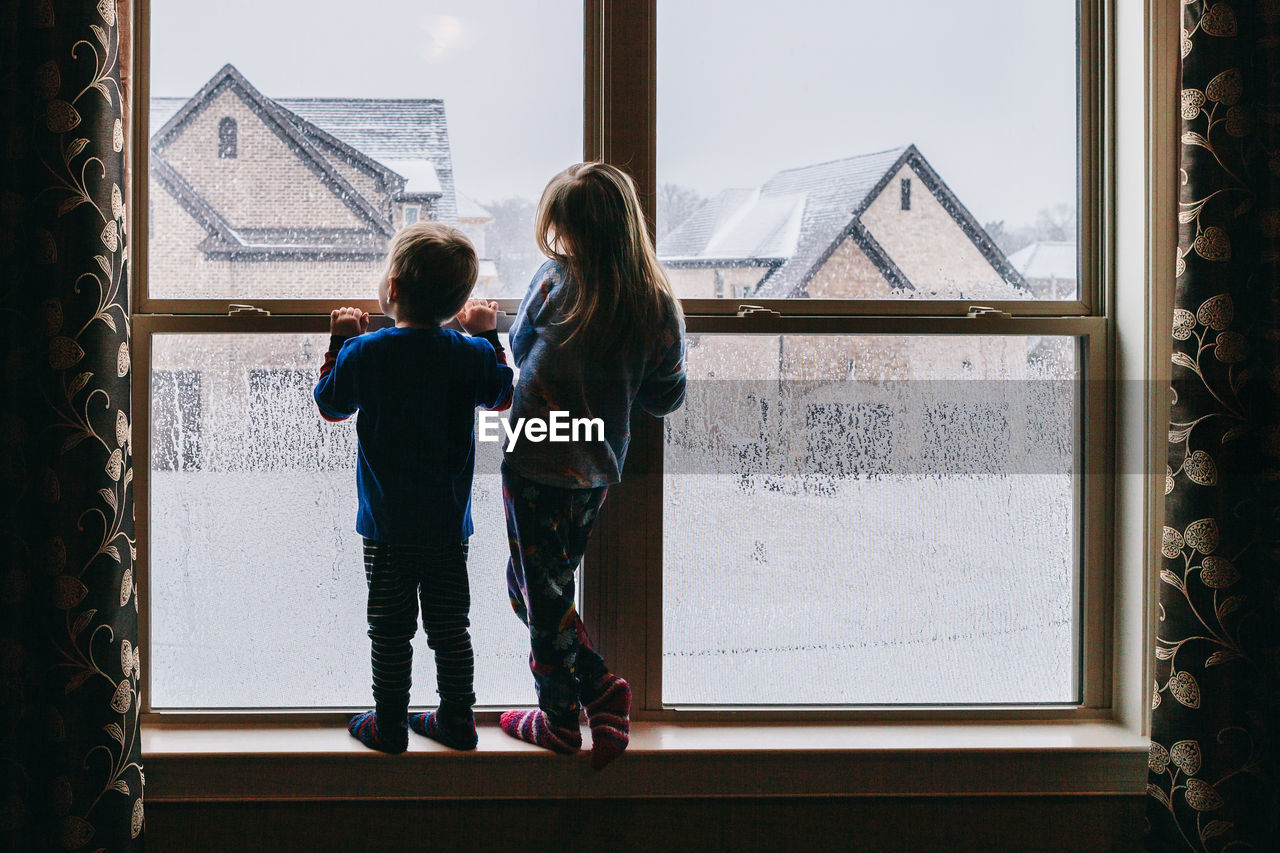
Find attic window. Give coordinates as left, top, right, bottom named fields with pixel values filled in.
left=218, top=117, right=237, bottom=159
left=900, top=178, right=911, bottom=211
left=404, top=205, right=420, bottom=226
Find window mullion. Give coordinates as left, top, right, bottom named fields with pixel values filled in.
left=582, top=0, right=660, bottom=716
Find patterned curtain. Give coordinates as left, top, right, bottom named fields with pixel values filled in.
left=1149, top=1, right=1280, bottom=850
left=1, top=1, right=143, bottom=850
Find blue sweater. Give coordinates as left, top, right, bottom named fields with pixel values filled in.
left=505, top=260, right=686, bottom=489
left=314, top=326, right=513, bottom=544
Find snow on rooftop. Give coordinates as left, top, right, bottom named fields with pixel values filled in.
left=457, top=193, right=492, bottom=221
left=703, top=191, right=806, bottom=260
left=149, top=82, right=458, bottom=221
left=658, top=146, right=911, bottom=296
left=380, top=158, right=442, bottom=195
left=150, top=97, right=186, bottom=137
left=1007, top=241, right=1077, bottom=281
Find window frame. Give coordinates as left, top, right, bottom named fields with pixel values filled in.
left=132, top=0, right=1124, bottom=724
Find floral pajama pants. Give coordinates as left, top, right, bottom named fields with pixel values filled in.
left=501, top=462, right=609, bottom=726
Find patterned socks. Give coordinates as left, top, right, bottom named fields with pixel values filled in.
left=410, top=708, right=478, bottom=751
left=349, top=679, right=629, bottom=767
left=582, top=674, right=631, bottom=770
left=498, top=709, right=583, bottom=754
left=348, top=710, right=408, bottom=754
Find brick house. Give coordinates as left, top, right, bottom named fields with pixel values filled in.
left=147, top=64, right=501, bottom=471
left=659, top=145, right=1026, bottom=302
left=148, top=63, right=495, bottom=301
left=658, top=147, right=1051, bottom=385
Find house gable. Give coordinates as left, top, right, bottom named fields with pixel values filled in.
left=159, top=85, right=372, bottom=231
left=805, top=230, right=900, bottom=298
left=854, top=157, right=1023, bottom=298
left=152, top=65, right=394, bottom=238
left=793, top=147, right=1025, bottom=298
left=661, top=145, right=1025, bottom=300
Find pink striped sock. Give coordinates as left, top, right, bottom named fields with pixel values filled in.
left=498, top=709, right=582, bottom=754
left=583, top=674, right=631, bottom=770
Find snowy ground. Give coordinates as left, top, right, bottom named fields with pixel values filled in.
left=149, top=469, right=1075, bottom=709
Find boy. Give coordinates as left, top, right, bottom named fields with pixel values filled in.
left=314, top=222, right=513, bottom=753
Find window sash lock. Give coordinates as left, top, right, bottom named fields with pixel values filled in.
left=966, top=306, right=1012, bottom=319
left=228, top=304, right=271, bottom=317
left=736, top=304, right=782, bottom=320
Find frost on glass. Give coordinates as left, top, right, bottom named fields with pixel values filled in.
left=656, top=0, right=1079, bottom=301
left=662, top=335, right=1079, bottom=705
left=149, top=334, right=528, bottom=709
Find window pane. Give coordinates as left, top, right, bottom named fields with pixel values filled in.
left=657, top=1, right=1079, bottom=300
left=149, top=334, right=528, bottom=708
left=148, top=0, right=581, bottom=300
left=663, top=334, right=1080, bottom=705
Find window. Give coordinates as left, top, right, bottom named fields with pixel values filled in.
left=135, top=0, right=1113, bottom=720
left=650, top=0, right=1100, bottom=712
left=218, top=116, right=236, bottom=158
left=140, top=0, right=583, bottom=711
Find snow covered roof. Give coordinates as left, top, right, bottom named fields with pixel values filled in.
left=276, top=97, right=456, bottom=220
left=149, top=65, right=458, bottom=227
left=150, top=97, right=185, bottom=136
left=660, top=147, right=910, bottom=295
left=379, top=159, right=442, bottom=195
left=658, top=145, right=1024, bottom=298
left=1007, top=241, right=1076, bottom=281
left=457, top=193, right=492, bottom=221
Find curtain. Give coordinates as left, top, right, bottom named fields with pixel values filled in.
left=1150, top=1, right=1280, bottom=849
left=1, top=1, right=143, bottom=850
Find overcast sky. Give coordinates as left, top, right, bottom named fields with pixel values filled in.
left=150, top=0, right=1076, bottom=227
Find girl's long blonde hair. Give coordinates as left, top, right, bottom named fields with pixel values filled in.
left=535, top=162, right=680, bottom=354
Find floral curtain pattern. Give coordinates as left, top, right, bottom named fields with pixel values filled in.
left=1149, top=1, right=1280, bottom=850
left=1, top=1, right=143, bottom=850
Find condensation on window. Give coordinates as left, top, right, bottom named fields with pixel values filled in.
left=662, top=334, right=1079, bottom=705
left=148, top=333, right=528, bottom=709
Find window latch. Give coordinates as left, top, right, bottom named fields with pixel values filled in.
left=966, top=305, right=1011, bottom=319
left=737, top=304, right=781, bottom=319
left=228, top=303, right=271, bottom=317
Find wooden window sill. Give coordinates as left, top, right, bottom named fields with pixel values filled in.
left=142, top=720, right=1148, bottom=801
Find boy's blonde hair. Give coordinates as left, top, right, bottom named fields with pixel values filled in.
left=385, top=222, right=478, bottom=324
left=535, top=162, right=680, bottom=354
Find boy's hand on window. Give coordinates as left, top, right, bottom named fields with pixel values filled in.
left=457, top=299, right=499, bottom=334
left=330, top=307, right=369, bottom=337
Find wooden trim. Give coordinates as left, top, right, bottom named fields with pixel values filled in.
left=141, top=721, right=1149, bottom=801
left=1139, top=0, right=1177, bottom=738
left=133, top=314, right=154, bottom=713
left=582, top=0, right=660, bottom=714
left=129, top=0, right=149, bottom=318
left=138, top=297, right=1097, bottom=319
left=1080, top=0, right=1110, bottom=318
left=678, top=299, right=1095, bottom=317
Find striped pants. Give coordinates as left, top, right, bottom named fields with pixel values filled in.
left=362, top=539, right=475, bottom=717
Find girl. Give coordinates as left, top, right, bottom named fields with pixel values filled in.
left=499, top=163, right=686, bottom=770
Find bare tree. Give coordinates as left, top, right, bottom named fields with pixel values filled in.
left=1033, top=203, right=1076, bottom=242
left=657, top=183, right=706, bottom=241
left=984, top=204, right=1078, bottom=256
left=484, top=196, right=541, bottom=297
